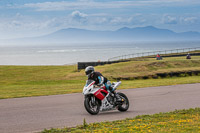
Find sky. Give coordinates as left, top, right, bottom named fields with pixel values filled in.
left=0, top=0, right=200, bottom=39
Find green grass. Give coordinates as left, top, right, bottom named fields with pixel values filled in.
left=119, top=76, right=200, bottom=89
left=42, top=108, right=200, bottom=133
left=99, top=56, right=200, bottom=79
left=0, top=76, right=200, bottom=99
left=0, top=56, right=200, bottom=99
left=0, top=65, right=84, bottom=98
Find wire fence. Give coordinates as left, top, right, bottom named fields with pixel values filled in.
left=108, top=47, right=200, bottom=61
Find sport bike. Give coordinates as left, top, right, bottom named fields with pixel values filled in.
left=83, top=80, right=129, bottom=115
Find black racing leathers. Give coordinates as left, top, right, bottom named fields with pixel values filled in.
left=88, top=72, right=107, bottom=86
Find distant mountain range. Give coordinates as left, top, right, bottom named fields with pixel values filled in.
left=2, top=26, right=200, bottom=45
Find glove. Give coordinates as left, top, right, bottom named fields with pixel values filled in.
left=97, top=83, right=103, bottom=86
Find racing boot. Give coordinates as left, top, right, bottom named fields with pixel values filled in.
left=114, top=92, right=123, bottom=102
left=109, top=88, right=122, bottom=102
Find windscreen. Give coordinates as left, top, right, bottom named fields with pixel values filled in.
left=85, top=80, right=95, bottom=87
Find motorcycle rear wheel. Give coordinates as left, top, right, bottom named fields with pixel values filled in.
left=117, top=92, right=129, bottom=112
left=84, top=96, right=100, bottom=115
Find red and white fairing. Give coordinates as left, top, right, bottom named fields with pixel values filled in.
left=83, top=80, right=108, bottom=100
left=83, top=80, right=121, bottom=111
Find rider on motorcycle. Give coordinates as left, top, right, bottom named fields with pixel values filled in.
left=85, top=66, right=122, bottom=102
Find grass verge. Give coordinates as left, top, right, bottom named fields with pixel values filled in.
left=42, top=108, right=200, bottom=133
left=0, top=56, right=200, bottom=99
left=0, top=76, right=200, bottom=99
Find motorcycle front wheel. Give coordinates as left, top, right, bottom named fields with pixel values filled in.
left=84, top=96, right=100, bottom=115
left=117, top=92, right=129, bottom=112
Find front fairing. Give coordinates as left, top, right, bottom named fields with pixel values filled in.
left=83, top=80, right=99, bottom=95
left=83, top=86, right=100, bottom=95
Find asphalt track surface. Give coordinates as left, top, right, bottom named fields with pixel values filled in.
left=0, top=83, right=200, bottom=133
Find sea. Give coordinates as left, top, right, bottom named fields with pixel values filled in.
left=0, top=41, right=199, bottom=65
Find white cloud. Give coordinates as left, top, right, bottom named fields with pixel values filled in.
left=110, top=17, right=124, bottom=24
left=1, top=1, right=200, bottom=40
left=23, top=1, right=92, bottom=11
left=0, top=13, right=62, bottom=39
left=108, top=14, right=146, bottom=26
left=91, top=17, right=109, bottom=25
left=162, top=15, right=177, bottom=24
left=71, top=11, right=88, bottom=22
left=78, top=0, right=93, bottom=2
left=9, top=19, right=58, bottom=30
left=180, top=17, right=198, bottom=24
left=22, top=0, right=200, bottom=11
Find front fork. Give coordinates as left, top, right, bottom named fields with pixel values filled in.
left=91, top=96, right=96, bottom=106
left=85, top=95, right=99, bottom=106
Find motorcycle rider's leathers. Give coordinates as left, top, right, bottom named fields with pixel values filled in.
left=88, top=72, right=109, bottom=89
left=88, top=72, right=121, bottom=102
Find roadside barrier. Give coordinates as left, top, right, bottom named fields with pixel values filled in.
left=77, top=60, right=129, bottom=70
left=77, top=47, right=200, bottom=70
left=108, top=47, right=200, bottom=61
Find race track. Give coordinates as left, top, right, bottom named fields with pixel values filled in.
left=0, top=83, right=200, bottom=133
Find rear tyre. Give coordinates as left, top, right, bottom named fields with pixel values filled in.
left=117, top=92, right=129, bottom=112
left=84, top=96, right=100, bottom=115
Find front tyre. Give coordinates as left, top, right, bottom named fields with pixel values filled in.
left=117, top=92, right=129, bottom=112
left=84, top=96, right=100, bottom=115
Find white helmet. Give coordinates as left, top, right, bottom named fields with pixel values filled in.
left=85, top=66, right=94, bottom=76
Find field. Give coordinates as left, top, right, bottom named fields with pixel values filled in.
left=42, top=108, right=200, bottom=133
left=0, top=56, right=200, bottom=99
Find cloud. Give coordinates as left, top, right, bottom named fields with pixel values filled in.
left=23, top=1, right=92, bottom=11
left=109, top=17, right=135, bottom=25
left=0, top=16, right=62, bottom=39
left=0, top=13, right=60, bottom=31
left=22, top=0, right=200, bottom=11
left=108, top=14, right=146, bottom=26
left=180, top=17, right=198, bottom=24
left=162, top=15, right=177, bottom=24
left=1, top=0, right=200, bottom=39
left=110, top=17, right=124, bottom=24
left=71, top=11, right=88, bottom=22
left=90, top=17, right=109, bottom=25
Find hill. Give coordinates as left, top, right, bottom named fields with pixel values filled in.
left=2, top=26, right=200, bottom=45
left=40, top=26, right=200, bottom=42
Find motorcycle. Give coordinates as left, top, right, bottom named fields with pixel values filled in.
left=83, top=80, right=129, bottom=115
